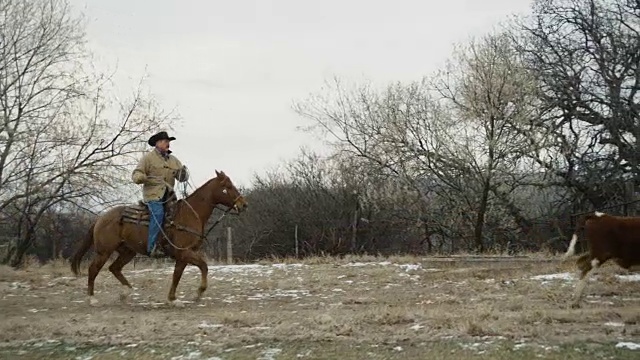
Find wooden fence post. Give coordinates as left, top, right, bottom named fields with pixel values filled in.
left=625, top=180, right=636, bottom=216
left=217, top=236, right=222, bottom=262
left=226, top=227, right=233, bottom=264
left=295, top=225, right=299, bottom=258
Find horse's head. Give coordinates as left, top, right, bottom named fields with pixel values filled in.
left=213, top=170, right=248, bottom=212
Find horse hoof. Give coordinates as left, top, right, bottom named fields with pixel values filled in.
left=170, top=299, right=185, bottom=308
left=89, top=297, right=99, bottom=306
left=119, top=289, right=132, bottom=303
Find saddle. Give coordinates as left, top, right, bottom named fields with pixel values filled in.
left=120, top=192, right=179, bottom=229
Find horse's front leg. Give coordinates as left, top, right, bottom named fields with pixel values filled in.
left=181, top=250, right=209, bottom=302
left=168, top=260, right=187, bottom=307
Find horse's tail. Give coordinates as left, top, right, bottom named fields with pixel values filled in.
left=562, top=212, right=601, bottom=259
left=70, top=221, right=96, bottom=276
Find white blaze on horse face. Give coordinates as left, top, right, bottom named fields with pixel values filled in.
left=594, top=211, right=605, bottom=217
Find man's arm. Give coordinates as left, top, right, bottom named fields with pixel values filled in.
left=173, top=158, right=189, bottom=183
left=131, top=154, right=149, bottom=184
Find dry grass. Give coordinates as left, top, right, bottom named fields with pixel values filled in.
left=0, top=254, right=639, bottom=359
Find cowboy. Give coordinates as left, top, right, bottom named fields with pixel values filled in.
left=131, top=131, right=189, bottom=258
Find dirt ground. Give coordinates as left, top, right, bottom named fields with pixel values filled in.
left=0, top=254, right=639, bottom=359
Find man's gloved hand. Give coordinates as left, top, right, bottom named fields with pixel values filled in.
left=175, top=165, right=189, bottom=182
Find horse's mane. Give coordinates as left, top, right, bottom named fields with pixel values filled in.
left=182, top=175, right=223, bottom=203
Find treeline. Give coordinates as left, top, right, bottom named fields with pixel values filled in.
left=3, top=0, right=640, bottom=266
left=204, top=0, right=640, bottom=260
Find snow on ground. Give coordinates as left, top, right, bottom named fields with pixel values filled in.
left=130, top=263, right=307, bottom=277
left=343, top=262, right=440, bottom=272
left=529, top=272, right=640, bottom=283
left=616, top=342, right=640, bottom=350
left=127, top=261, right=439, bottom=280
left=3, top=259, right=640, bottom=358
left=530, top=272, right=575, bottom=281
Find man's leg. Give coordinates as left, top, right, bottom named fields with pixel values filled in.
left=147, top=201, right=165, bottom=256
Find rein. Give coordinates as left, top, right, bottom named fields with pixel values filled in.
left=149, top=170, right=243, bottom=251
left=161, top=195, right=241, bottom=250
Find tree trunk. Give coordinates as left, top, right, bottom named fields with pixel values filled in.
left=473, top=182, right=490, bottom=253
left=9, top=229, right=35, bottom=268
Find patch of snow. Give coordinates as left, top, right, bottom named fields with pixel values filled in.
left=248, top=289, right=311, bottom=301
left=397, top=264, right=421, bottom=271
left=198, top=321, right=223, bottom=329
left=460, top=342, right=489, bottom=351
left=133, top=302, right=165, bottom=307
left=345, top=262, right=372, bottom=267
left=272, top=263, right=305, bottom=270
left=539, top=345, right=559, bottom=352
left=410, top=324, right=424, bottom=330
left=9, top=282, right=30, bottom=290
left=530, top=272, right=574, bottom=281
left=344, top=261, right=393, bottom=267
left=258, top=348, right=282, bottom=360
left=604, top=322, right=625, bottom=327
left=585, top=300, right=614, bottom=305
left=616, top=274, right=640, bottom=282
left=616, top=342, right=640, bottom=350
left=170, top=351, right=202, bottom=360
left=393, top=346, right=403, bottom=351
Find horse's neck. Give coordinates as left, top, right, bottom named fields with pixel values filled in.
left=181, top=180, right=218, bottom=224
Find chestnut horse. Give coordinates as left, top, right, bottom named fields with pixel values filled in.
left=69, top=170, right=248, bottom=307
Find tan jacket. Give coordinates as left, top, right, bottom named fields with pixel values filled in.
left=131, top=149, right=189, bottom=201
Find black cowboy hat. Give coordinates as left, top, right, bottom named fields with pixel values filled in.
left=148, top=131, right=176, bottom=146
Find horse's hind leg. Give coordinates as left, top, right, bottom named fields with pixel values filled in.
left=87, top=252, right=111, bottom=306
left=571, top=254, right=601, bottom=308
left=109, top=245, right=137, bottom=303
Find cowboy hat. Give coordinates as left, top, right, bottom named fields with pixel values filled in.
left=148, top=131, right=176, bottom=146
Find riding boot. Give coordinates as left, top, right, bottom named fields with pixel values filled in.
left=150, top=243, right=166, bottom=258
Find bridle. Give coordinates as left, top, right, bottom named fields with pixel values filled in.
left=164, top=192, right=244, bottom=249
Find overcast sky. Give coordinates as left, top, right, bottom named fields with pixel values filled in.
left=69, top=0, right=533, bottom=189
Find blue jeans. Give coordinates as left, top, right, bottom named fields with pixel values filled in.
left=147, top=201, right=164, bottom=253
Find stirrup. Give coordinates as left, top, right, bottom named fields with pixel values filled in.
left=148, top=245, right=165, bottom=258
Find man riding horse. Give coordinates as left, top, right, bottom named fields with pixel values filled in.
left=132, top=131, right=189, bottom=258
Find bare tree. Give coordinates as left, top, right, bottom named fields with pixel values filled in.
left=0, top=0, right=178, bottom=267
left=513, top=0, right=640, bottom=208
left=431, top=32, right=542, bottom=251
left=2, top=76, right=177, bottom=266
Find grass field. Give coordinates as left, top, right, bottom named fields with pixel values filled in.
left=0, top=254, right=639, bottom=359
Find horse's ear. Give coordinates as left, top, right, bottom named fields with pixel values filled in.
left=215, top=170, right=220, bottom=177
